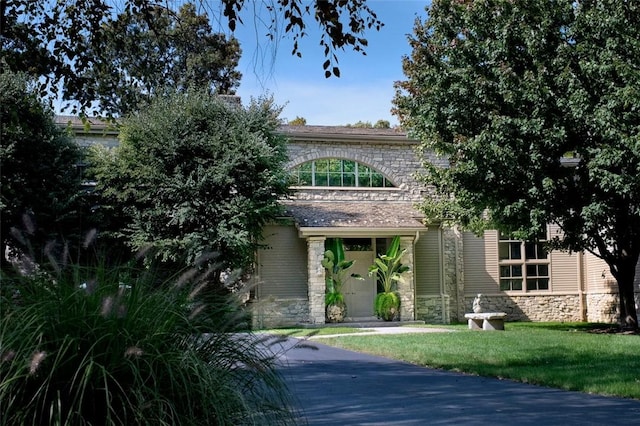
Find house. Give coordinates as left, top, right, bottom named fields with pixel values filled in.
left=59, top=116, right=638, bottom=328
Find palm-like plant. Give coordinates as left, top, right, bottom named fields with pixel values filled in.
left=322, top=238, right=361, bottom=322
left=369, top=236, right=410, bottom=321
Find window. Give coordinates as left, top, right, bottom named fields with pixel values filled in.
left=290, top=159, right=395, bottom=188
left=499, top=235, right=550, bottom=292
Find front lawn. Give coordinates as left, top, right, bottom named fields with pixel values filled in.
left=314, top=322, right=640, bottom=399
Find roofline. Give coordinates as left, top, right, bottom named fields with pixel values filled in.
left=54, top=115, right=418, bottom=144
left=296, top=226, right=425, bottom=238
left=278, top=127, right=418, bottom=145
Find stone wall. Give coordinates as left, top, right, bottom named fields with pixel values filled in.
left=286, top=139, right=435, bottom=201
left=441, top=227, right=464, bottom=322
left=398, top=237, right=416, bottom=321
left=415, top=295, right=451, bottom=324
left=250, top=298, right=309, bottom=329
left=462, top=294, right=583, bottom=322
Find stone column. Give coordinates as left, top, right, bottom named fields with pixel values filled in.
left=442, top=226, right=464, bottom=323
left=307, top=236, right=326, bottom=324
left=398, top=236, right=416, bottom=321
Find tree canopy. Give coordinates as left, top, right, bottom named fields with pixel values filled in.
left=1, top=0, right=383, bottom=115
left=394, top=0, right=640, bottom=327
left=0, top=68, right=84, bottom=271
left=77, top=3, right=242, bottom=116
left=89, top=91, right=290, bottom=284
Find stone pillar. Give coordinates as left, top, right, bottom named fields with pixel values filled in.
left=307, top=237, right=326, bottom=324
left=398, top=236, right=416, bottom=321
left=442, top=226, right=464, bottom=323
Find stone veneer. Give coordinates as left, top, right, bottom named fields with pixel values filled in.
left=286, top=138, right=445, bottom=203
left=415, top=295, right=451, bottom=324
left=441, top=227, right=465, bottom=322
left=250, top=298, right=309, bottom=329
left=463, top=294, right=583, bottom=322
left=307, top=237, right=327, bottom=324
left=397, top=237, right=416, bottom=321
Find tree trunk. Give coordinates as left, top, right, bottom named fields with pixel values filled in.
left=611, top=258, right=639, bottom=329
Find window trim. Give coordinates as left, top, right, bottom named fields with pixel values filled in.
left=290, top=158, right=396, bottom=188
left=498, top=235, right=551, bottom=293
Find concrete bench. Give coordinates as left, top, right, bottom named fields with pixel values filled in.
left=464, top=312, right=507, bottom=331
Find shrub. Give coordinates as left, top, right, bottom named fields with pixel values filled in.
left=0, top=261, right=296, bottom=425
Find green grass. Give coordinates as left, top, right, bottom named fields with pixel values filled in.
left=314, top=322, right=640, bottom=399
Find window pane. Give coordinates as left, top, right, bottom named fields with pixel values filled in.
left=538, top=278, right=549, bottom=290
left=512, top=265, right=522, bottom=277
left=537, top=243, right=548, bottom=259
left=329, top=173, right=342, bottom=186
left=371, top=173, right=384, bottom=187
left=315, top=174, right=328, bottom=186
left=499, top=243, right=510, bottom=260
left=511, top=279, right=522, bottom=290
left=358, top=165, right=371, bottom=187
left=510, top=242, right=521, bottom=260
left=526, top=279, right=537, bottom=291
left=526, top=264, right=538, bottom=277
left=315, top=159, right=328, bottom=173
left=298, top=171, right=312, bottom=185
left=538, top=264, right=549, bottom=277
left=500, top=265, right=511, bottom=277
left=511, top=280, right=522, bottom=290
left=384, top=178, right=394, bottom=187
left=343, top=173, right=356, bottom=187
left=500, top=280, right=511, bottom=291
left=525, top=242, right=536, bottom=260
left=343, top=160, right=355, bottom=173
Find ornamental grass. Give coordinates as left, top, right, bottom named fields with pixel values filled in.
left=0, top=259, right=297, bottom=425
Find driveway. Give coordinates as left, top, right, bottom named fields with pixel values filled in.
left=273, top=335, right=640, bottom=426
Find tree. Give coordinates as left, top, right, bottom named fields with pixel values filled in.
left=373, top=119, right=391, bottom=129
left=90, top=90, right=290, bottom=285
left=78, top=3, right=242, bottom=116
left=1, top=0, right=383, bottom=115
left=0, top=68, right=84, bottom=271
left=394, top=0, right=640, bottom=328
left=288, top=116, right=307, bottom=126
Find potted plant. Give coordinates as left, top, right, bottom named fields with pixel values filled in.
left=369, top=236, right=410, bottom=321
left=322, top=238, right=361, bottom=323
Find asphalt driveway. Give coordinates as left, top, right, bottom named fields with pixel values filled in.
left=274, top=336, right=640, bottom=426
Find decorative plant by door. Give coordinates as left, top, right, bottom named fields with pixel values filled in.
left=322, top=238, right=361, bottom=322
left=369, top=236, right=410, bottom=321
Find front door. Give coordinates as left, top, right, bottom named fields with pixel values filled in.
left=343, top=250, right=376, bottom=320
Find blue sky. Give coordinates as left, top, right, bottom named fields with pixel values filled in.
left=231, top=1, right=430, bottom=126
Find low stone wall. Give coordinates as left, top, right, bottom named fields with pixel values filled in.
left=415, top=295, right=450, bottom=324
left=463, top=294, right=583, bottom=322
left=250, top=298, right=309, bottom=329
left=585, top=293, right=619, bottom=323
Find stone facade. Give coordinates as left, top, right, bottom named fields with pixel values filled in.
left=415, top=295, right=451, bottom=324
left=397, top=237, right=416, bottom=321
left=62, top=118, right=640, bottom=328
left=307, top=237, right=327, bottom=325
left=462, top=294, right=583, bottom=322
left=250, top=298, right=309, bottom=329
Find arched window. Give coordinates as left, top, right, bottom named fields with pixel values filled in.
left=291, top=159, right=395, bottom=188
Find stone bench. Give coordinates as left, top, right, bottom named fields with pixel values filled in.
left=464, top=312, right=507, bottom=331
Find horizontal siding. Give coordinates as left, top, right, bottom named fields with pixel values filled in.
left=415, top=229, right=441, bottom=295
left=547, top=224, right=580, bottom=292
left=549, top=250, right=579, bottom=292
left=257, top=224, right=308, bottom=298
left=463, top=230, right=499, bottom=295
left=584, top=252, right=617, bottom=293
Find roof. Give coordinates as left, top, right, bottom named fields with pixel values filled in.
left=282, top=201, right=426, bottom=236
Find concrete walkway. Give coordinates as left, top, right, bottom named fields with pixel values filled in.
left=272, top=333, right=640, bottom=425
